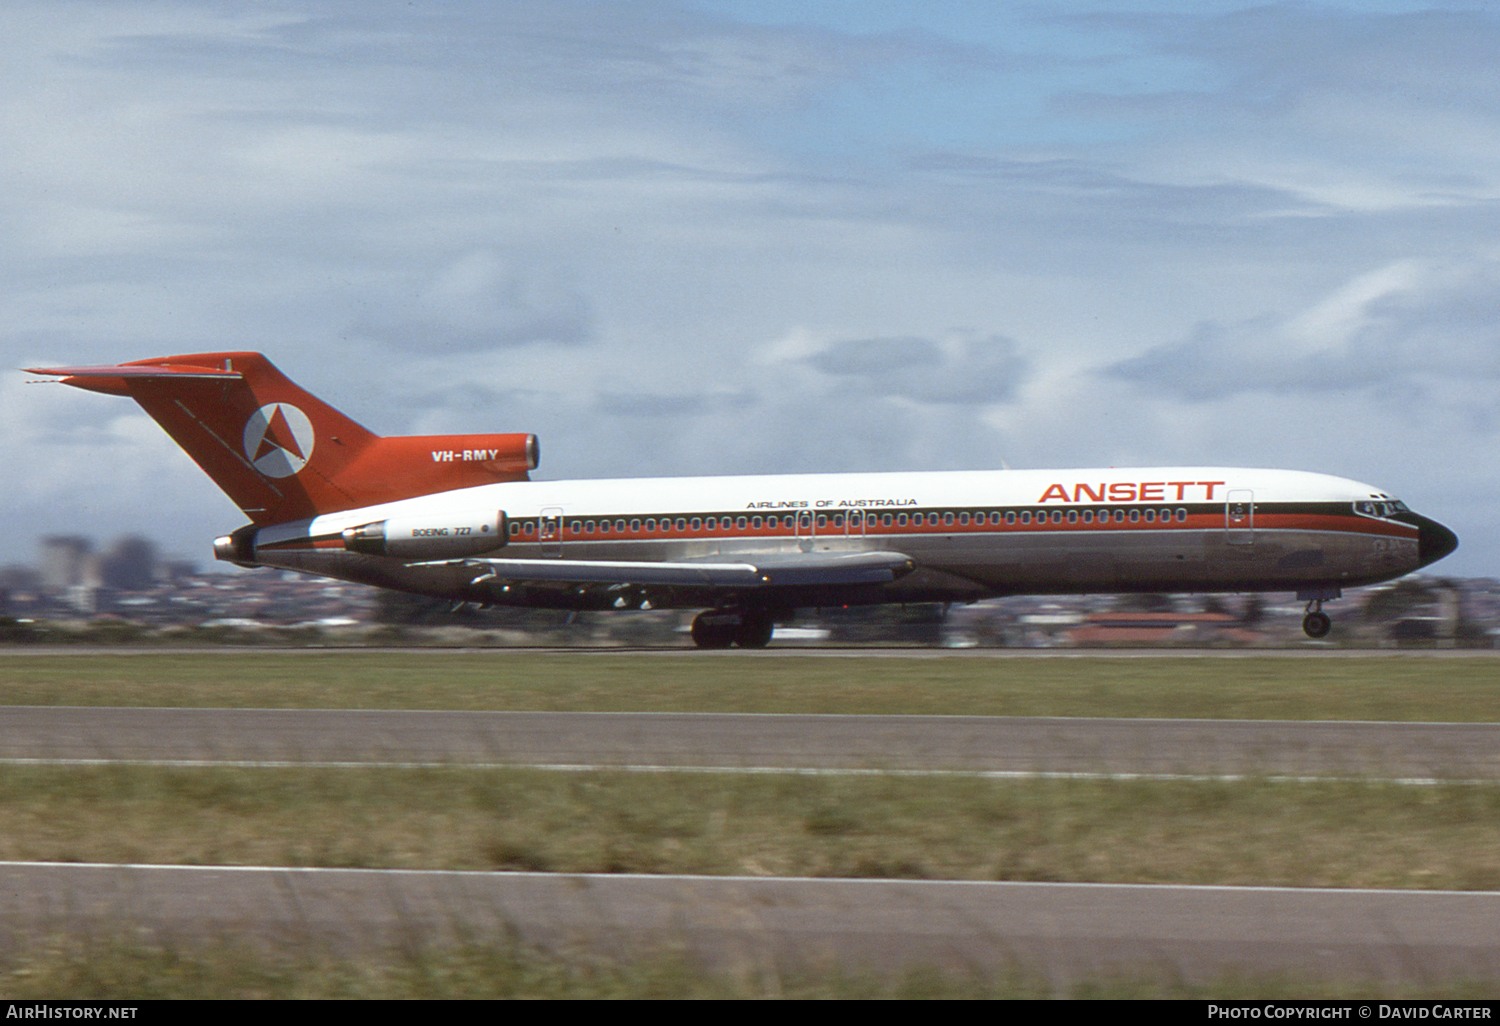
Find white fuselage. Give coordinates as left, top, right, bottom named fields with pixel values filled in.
left=242, top=466, right=1447, bottom=610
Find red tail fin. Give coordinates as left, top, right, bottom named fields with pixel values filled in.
left=27, top=352, right=537, bottom=524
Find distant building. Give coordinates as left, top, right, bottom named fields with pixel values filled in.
left=98, top=536, right=158, bottom=591
left=38, top=536, right=93, bottom=593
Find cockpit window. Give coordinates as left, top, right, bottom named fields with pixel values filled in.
left=1355, top=499, right=1409, bottom=518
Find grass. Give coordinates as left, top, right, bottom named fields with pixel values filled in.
left=8, top=932, right=1500, bottom=999
left=5, top=764, right=1500, bottom=890
left=5, top=650, right=1499, bottom=995
left=1, top=650, right=1499, bottom=720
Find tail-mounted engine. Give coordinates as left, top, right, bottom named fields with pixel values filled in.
left=212, top=525, right=261, bottom=568
left=341, top=510, right=508, bottom=559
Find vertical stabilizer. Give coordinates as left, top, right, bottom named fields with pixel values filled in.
left=27, top=353, right=537, bottom=523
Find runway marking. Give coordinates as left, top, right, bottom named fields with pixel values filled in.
left=4, top=859, right=1499, bottom=896
left=1, top=756, right=1491, bottom=787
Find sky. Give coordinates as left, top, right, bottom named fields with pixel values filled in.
left=2, top=0, right=1497, bottom=578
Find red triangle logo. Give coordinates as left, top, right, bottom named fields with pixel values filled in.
left=253, top=405, right=305, bottom=463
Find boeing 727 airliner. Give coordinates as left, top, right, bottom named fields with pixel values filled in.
left=28, top=352, right=1457, bottom=645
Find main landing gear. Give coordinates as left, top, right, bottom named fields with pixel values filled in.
left=690, top=607, right=774, bottom=649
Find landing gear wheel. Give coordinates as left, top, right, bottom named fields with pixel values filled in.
left=690, top=611, right=736, bottom=649
left=733, top=610, right=773, bottom=648
left=1302, top=611, right=1332, bottom=639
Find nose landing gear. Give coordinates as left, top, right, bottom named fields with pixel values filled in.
left=1302, top=606, right=1332, bottom=639
left=1299, top=587, right=1340, bottom=639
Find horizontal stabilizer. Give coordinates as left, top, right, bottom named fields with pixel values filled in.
left=27, top=360, right=242, bottom=398
left=28, top=362, right=241, bottom=379
left=430, top=549, right=916, bottom=590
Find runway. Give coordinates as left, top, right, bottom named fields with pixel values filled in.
left=4, top=706, right=1500, bottom=780
left=6, top=655, right=1499, bottom=988
left=3, top=861, right=1497, bottom=987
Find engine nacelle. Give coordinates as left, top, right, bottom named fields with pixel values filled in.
left=212, top=525, right=261, bottom=567
left=342, top=510, right=508, bottom=559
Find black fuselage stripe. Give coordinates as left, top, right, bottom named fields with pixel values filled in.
left=507, top=503, right=1413, bottom=542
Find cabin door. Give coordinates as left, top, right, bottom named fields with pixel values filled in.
left=1225, top=490, right=1254, bottom=545
left=795, top=509, right=815, bottom=551
left=539, top=507, right=564, bottom=557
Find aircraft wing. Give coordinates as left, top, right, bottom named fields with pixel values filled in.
left=428, top=550, right=916, bottom=589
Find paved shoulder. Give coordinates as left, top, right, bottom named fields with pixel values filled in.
left=3, top=862, right=1496, bottom=987
left=4, top=707, right=1500, bottom=778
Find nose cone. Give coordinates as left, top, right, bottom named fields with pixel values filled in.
left=1406, top=513, right=1459, bottom=568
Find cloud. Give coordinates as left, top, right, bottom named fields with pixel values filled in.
left=1104, top=258, right=1500, bottom=402
left=595, top=389, right=756, bottom=418
left=1050, top=5, right=1500, bottom=213
left=3, top=2, right=1500, bottom=575
left=0, top=369, right=228, bottom=559
left=356, top=250, right=595, bottom=351
left=806, top=333, right=1029, bottom=405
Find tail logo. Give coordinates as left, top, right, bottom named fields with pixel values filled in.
left=242, top=403, right=314, bottom=478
